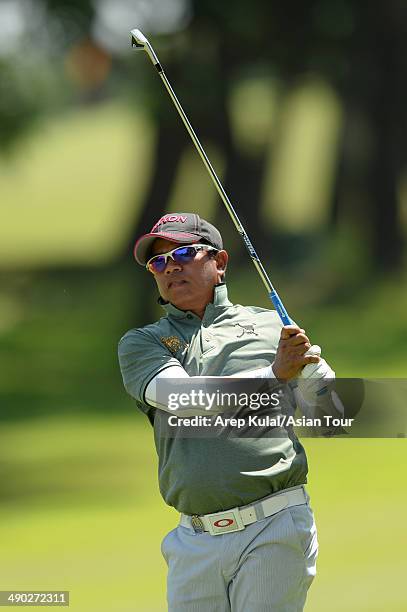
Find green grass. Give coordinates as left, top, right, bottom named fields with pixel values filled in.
left=0, top=102, right=154, bottom=267
left=0, top=415, right=405, bottom=611
left=0, top=415, right=176, bottom=612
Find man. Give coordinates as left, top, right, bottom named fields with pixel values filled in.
left=118, top=212, right=335, bottom=612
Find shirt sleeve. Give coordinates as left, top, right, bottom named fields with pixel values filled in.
left=118, top=329, right=181, bottom=405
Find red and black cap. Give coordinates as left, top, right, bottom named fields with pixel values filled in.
left=133, top=212, right=223, bottom=265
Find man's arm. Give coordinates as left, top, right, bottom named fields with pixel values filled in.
left=144, top=324, right=330, bottom=416
left=121, top=323, right=338, bottom=420
left=144, top=363, right=278, bottom=415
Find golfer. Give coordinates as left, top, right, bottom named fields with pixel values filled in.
left=118, top=212, right=336, bottom=612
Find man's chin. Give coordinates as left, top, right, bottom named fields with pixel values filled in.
left=161, top=286, right=213, bottom=314
left=166, top=292, right=197, bottom=313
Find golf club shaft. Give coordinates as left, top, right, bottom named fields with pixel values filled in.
left=131, top=29, right=292, bottom=326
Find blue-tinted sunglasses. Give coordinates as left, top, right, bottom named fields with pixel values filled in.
left=146, top=244, right=218, bottom=274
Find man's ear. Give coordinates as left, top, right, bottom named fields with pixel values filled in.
left=216, top=250, right=228, bottom=280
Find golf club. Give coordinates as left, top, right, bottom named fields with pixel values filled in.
left=130, top=28, right=293, bottom=327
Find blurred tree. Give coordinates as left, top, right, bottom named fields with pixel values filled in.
left=1, top=0, right=406, bottom=280
left=124, top=0, right=406, bottom=282
left=0, top=0, right=97, bottom=150
left=328, top=2, right=406, bottom=271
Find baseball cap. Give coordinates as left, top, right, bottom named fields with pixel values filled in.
left=133, top=212, right=223, bottom=265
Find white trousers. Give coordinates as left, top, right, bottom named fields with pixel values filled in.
left=161, top=499, right=318, bottom=612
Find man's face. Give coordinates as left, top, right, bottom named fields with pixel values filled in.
left=148, top=238, right=228, bottom=317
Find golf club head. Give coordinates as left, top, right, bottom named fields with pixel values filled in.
left=130, top=28, right=160, bottom=66
left=131, top=29, right=147, bottom=50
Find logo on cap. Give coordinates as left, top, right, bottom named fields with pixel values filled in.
left=151, top=215, right=188, bottom=233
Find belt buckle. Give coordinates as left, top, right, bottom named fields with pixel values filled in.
left=190, top=515, right=205, bottom=534
left=206, top=507, right=245, bottom=536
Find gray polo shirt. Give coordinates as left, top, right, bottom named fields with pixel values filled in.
left=118, top=284, right=308, bottom=515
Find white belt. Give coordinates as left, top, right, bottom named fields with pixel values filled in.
left=180, top=486, right=307, bottom=536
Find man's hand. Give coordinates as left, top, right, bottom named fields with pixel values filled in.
left=272, top=325, right=320, bottom=380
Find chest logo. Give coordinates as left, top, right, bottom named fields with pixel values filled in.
left=234, top=323, right=258, bottom=338
left=160, top=335, right=188, bottom=354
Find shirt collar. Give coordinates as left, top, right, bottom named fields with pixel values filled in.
left=159, top=283, right=232, bottom=320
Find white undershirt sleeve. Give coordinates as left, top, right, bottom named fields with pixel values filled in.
left=144, top=364, right=276, bottom=414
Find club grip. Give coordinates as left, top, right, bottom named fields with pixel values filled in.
left=269, top=290, right=292, bottom=326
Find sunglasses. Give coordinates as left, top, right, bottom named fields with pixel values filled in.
left=146, top=244, right=218, bottom=274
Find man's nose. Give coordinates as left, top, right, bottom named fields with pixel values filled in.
left=164, top=258, right=182, bottom=274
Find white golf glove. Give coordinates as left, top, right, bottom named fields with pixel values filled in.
left=301, top=345, right=334, bottom=389
left=294, top=345, right=344, bottom=420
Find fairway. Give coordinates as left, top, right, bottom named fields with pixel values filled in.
left=0, top=415, right=405, bottom=611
